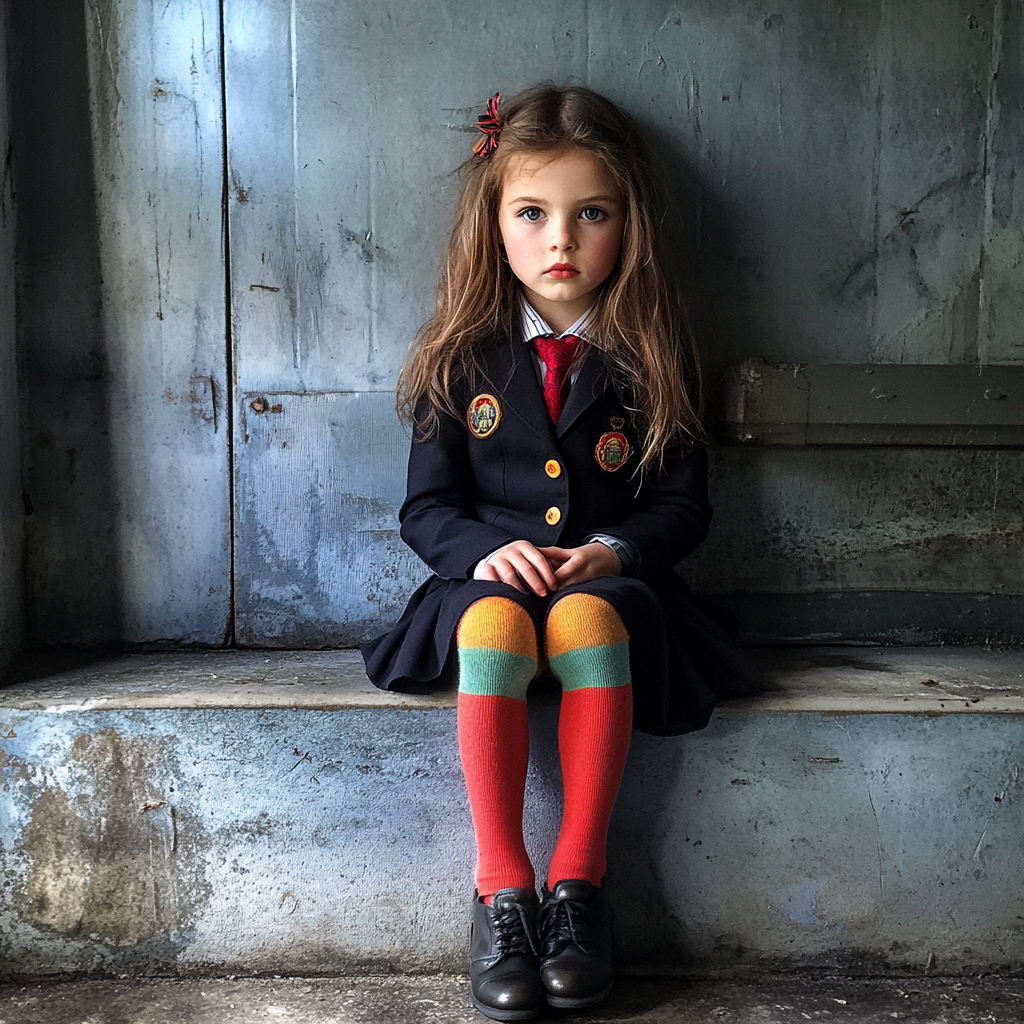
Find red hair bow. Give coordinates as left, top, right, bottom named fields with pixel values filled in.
left=472, top=92, right=502, bottom=158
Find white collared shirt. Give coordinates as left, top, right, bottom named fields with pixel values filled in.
left=520, top=300, right=595, bottom=387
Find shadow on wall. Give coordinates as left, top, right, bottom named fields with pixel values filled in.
left=12, top=0, right=123, bottom=645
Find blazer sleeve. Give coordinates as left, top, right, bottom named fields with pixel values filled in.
left=398, top=405, right=517, bottom=580
left=598, top=446, right=712, bottom=578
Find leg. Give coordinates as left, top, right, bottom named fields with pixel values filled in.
left=545, top=592, right=632, bottom=888
left=457, top=595, right=539, bottom=897
left=457, top=596, right=544, bottom=1021
left=539, top=592, right=632, bottom=1009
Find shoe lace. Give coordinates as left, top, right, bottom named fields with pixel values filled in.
left=539, top=893, right=587, bottom=957
left=492, top=900, right=538, bottom=957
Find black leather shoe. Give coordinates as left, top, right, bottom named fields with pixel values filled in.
left=469, top=888, right=544, bottom=1021
left=538, top=879, right=614, bottom=1008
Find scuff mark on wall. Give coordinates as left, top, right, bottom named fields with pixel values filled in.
left=14, top=728, right=211, bottom=948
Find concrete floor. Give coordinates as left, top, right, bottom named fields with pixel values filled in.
left=2, top=974, right=1024, bottom=1024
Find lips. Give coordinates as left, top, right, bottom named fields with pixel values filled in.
left=546, top=263, right=579, bottom=279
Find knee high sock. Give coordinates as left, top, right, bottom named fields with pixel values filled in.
left=457, top=597, right=538, bottom=897
left=544, top=593, right=633, bottom=889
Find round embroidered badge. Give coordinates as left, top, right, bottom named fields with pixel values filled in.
left=467, top=394, right=501, bottom=438
left=594, top=431, right=631, bottom=472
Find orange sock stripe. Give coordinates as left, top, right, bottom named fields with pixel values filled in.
left=456, top=596, right=538, bottom=659
left=545, top=592, right=629, bottom=659
left=547, top=684, right=633, bottom=889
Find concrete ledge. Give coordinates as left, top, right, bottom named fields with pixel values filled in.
left=3, top=646, right=1024, bottom=979
left=3, top=646, right=1023, bottom=713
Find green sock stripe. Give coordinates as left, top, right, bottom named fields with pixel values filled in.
left=457, top=647, right=536, bottom=700
left=548, top=641, right=631, bottom=692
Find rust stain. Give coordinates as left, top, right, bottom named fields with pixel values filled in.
left=139, top=800, right=166, bottom=813
left=0, top=747, right=33, bottom=785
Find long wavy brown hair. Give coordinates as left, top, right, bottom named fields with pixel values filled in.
left=397, top=84, right=703, bottom=470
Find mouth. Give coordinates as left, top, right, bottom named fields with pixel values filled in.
left=546, top=263, right=579, bottom=279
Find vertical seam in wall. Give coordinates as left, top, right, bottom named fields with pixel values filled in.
left=978, top=0, right=1005, bottom=369
left=291, top=0, right=301, bottom=375
left=219, top=0, right=236, bottom=647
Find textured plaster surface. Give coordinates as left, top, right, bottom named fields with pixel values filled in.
left=2, top=649, right=1024, bottom=977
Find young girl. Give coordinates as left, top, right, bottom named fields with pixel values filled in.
left=362, top=84, right=762, bottom=1020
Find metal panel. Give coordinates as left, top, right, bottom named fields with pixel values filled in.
left=686, top=446, right=1024, bottom=596
left=721, top=361, right=1024, bottom=445
left=234, top=391, right=423, bottom=646
left=0, top=0, right=22, bottom=671
left=17, top=0, right=230, bottom=644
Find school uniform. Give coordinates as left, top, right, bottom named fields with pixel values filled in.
left=362, top=318, right=764, bottom=736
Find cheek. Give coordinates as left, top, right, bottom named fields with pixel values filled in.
left=588, top=231, right=623, bottom=280
left=500, top=223, right=536, bottom=281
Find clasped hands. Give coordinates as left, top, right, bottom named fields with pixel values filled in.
left=475, top=539, right=621, bottom=596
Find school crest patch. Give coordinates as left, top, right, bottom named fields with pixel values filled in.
left=595, top=431, right=631, bottom=472
left=467, top=394, right=501, bottom=438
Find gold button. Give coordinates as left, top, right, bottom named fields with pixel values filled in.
left=545, top=459, right=561, bottom=479
left=545, top=506, right=561, bottom=526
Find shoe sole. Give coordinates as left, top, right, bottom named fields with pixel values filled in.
left=545, top=978, right=614, bottom=1009
left=470, top=993, right=543, bottom=1021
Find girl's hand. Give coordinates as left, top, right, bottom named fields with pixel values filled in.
left=478, top=540, right=560, bottom=596
left=539, top=543, right=622, bottom=589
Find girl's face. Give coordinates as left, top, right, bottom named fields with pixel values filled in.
left=497, top=147, right=625, bottom=334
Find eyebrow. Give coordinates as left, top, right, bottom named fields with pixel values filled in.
left=506, top=194, right=620, bottom=205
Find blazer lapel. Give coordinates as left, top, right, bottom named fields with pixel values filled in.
left=481, top=338, right=554, bottom=443
left=557, top=349, right=611, bottom=438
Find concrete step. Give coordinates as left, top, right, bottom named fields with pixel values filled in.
left=3, top=972, right=1023, bottom=1024
left=2, top=646, right=1023, bottom=979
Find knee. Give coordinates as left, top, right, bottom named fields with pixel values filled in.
left=457, top=597, right=538, bottom=700
left=545, top=594, right=628, bottom=655
left=545, top=594, right=631, bottom=692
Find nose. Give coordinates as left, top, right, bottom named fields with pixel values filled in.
left=549, top=215, right=575, bottom=252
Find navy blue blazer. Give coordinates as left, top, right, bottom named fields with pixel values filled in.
left=363, top=334, right=764, bottom=736
left=399, top=336, right=712, bottom=581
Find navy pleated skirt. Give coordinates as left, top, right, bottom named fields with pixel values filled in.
left=361, top=572, right=764, bottom=737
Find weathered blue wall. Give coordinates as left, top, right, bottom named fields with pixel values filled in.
left=0, top=0, right=23, bottom=673
left=8, top=0, right=1024, bottom=647
left=13, top=0, right=230, bottom=647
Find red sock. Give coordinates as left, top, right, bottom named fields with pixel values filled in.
left=544, top=593, right=633, bottom=888
left=547, top=685, right=633, bottom=887
left=458, top=693, right=534, bottom=898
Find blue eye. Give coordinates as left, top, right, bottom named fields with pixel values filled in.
left=580, top=207, right=605, bottom=222
left=518, top=207, right=543, bottom=222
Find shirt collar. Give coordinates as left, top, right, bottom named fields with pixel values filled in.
left=519, top=299, right=595, bottom=345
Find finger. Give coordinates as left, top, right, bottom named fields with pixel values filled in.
left=552, top=552, right=587, bottom=584
left=538, top=546, right=573, bottom=567
left=486, top=558, right=527, bottom=593
left=507, top=552, right=552, bottom=596
left=515, top=545, right=558, bottom=590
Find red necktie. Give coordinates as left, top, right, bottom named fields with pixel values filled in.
left=533, top=334, right=580, bottom=425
